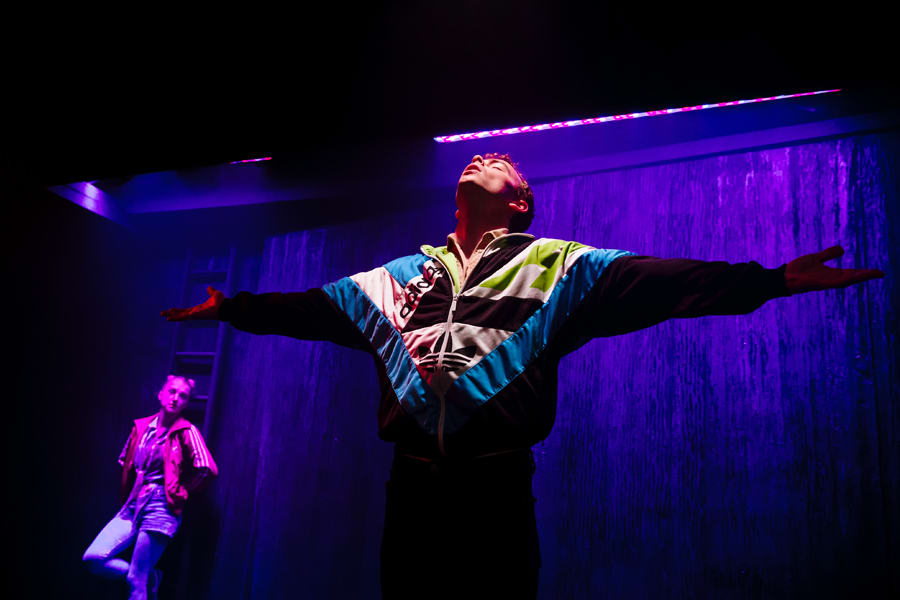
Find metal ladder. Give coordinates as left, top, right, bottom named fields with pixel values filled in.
left=167, top=245, right=236, bottom=438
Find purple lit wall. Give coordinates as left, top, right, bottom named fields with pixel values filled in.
left=191, top=132, right=898, bottom=598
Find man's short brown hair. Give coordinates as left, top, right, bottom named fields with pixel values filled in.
left=484, top=152, right=535, bottom=233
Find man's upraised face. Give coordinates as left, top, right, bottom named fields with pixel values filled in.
left=457, top=154, right=524, bottom=201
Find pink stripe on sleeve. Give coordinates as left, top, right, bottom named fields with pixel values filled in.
left=189, top=426, right=211, bottom=469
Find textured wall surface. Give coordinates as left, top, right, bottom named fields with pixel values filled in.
left=188, top=133, right=897, bottom=598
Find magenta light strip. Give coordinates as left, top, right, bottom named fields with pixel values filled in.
left=433, top=89, right=842, bottom=143
left=229, top=156, right=273, bottom=164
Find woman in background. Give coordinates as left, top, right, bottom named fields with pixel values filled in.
left=83, top=375, right=218, bottom=600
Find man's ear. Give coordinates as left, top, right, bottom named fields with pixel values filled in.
left=507, top=198, right=529, bottom=214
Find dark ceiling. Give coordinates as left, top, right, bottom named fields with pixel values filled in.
left=5, top=3, right=897, bottom=186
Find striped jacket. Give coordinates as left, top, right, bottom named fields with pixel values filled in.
left=221, top=234, right=788, bottom=457
left=119, top=415, right=218, bottom=515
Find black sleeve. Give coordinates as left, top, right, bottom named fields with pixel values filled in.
left=218, top=288, right=369, bottom=350
left=585, top=255, right=791, bottom=336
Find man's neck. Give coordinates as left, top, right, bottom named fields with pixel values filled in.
left=453, top=220, right=508, bottom=259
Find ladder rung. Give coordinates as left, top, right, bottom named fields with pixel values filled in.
left=187, top=399, right=207, bottom=411
left=189, top=270, right=228, bottom=279
left=174, top=351, right=216, bottom=359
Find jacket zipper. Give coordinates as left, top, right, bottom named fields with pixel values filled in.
left=424, top=234, right=531, bottom=455
left=435, top=292, right=458, bottom=455
left=428, top=250, right=459, bottom=456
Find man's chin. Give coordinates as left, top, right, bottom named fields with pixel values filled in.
left=457, top=179, right=487, bottom=198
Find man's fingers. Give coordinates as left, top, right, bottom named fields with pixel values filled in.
left=840, top=268, right=885, bottom=286
left=161, top=308, right=184, bottom=320
left=819, top=245, right=844, bottom=262
left=161, top=288, right=223, bottom=322
left=786, top=247, right=882, bottom=293
left=818, top=268, right=886, bottom=290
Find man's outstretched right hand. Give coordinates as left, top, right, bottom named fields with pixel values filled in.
left=161, top=286, right=226, bottom=321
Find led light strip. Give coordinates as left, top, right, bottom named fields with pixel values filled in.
left=433, top=89, right=841, bottom=143
left=229, top=156, right=273, bottom=164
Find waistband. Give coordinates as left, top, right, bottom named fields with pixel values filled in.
left=391, top=446, right=535, bottom=479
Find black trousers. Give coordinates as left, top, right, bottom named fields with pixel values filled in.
left=380, top=448, right=541, bottom=600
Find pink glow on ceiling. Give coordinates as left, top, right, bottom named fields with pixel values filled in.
left=433, top=89, right=842, bottom=143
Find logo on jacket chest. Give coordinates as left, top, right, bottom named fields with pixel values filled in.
left=398, top=263, right=444, bottom=319
left=415, top=329, right=477, bottom=373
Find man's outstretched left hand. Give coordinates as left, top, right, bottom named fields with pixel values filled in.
left=785, top=245, right=884, bottom=294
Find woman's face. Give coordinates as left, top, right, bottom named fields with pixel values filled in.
left=158, top=377, right=192, bottom=417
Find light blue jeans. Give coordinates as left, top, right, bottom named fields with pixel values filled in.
left=83, top=485, right=180, bottom=600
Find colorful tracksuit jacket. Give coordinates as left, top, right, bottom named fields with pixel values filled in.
left=220, top=234, right=789, bottom=458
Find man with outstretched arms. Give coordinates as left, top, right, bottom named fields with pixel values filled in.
left=162, top=152, right=882, bottom=599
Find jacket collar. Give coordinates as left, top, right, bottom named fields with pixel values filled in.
left=422, top=232, right=534, bottom=256
left=135, top=413, right=193, bottom=433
